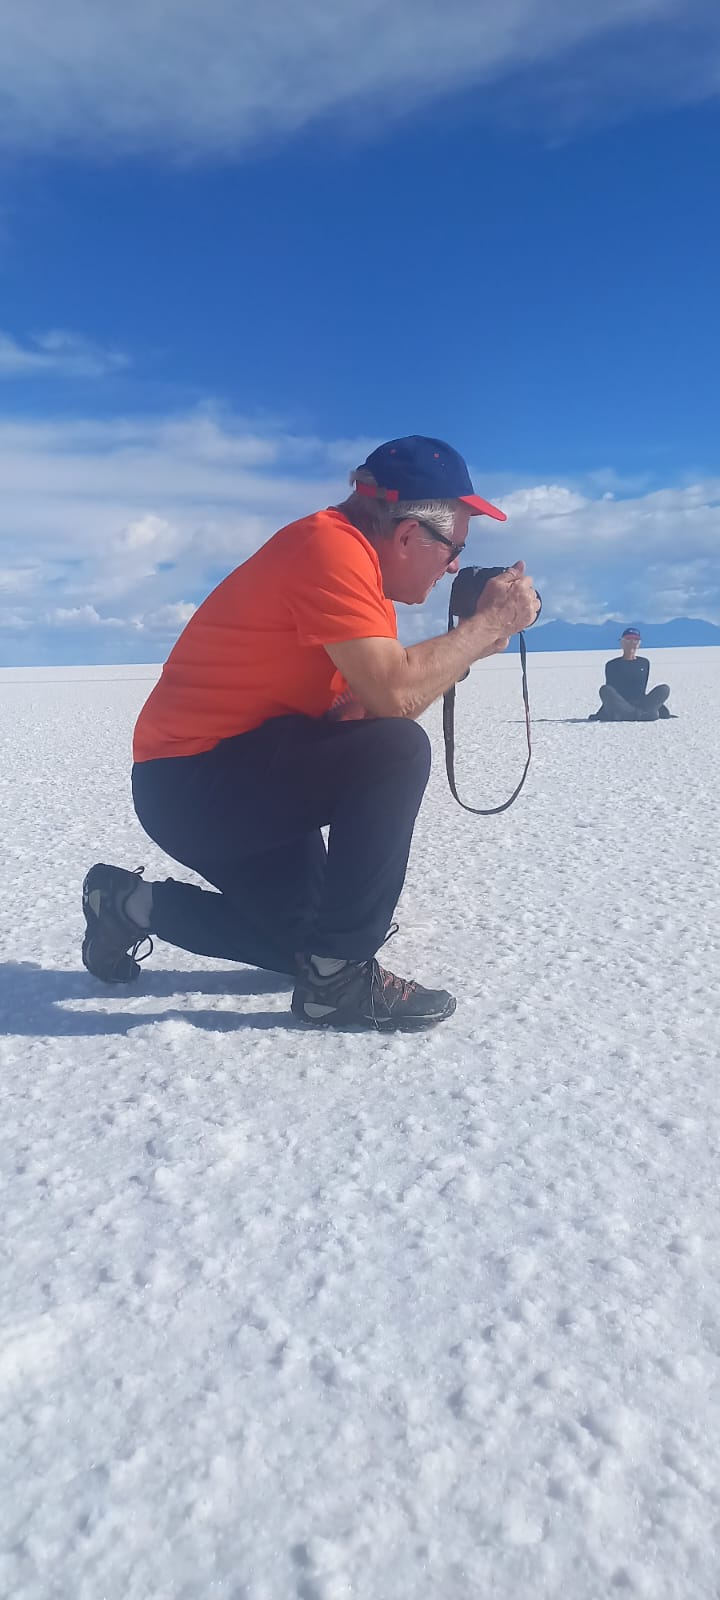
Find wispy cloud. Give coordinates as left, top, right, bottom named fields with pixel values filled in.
left=0, top=330, right=128, bottom=379
left=0, top=1, right=717, bottom=159
left=1, top=406, right=719, bottom=665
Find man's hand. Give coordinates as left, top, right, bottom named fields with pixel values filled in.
left=325, top=686, right=371, bottom=721
left=462, top=560, right=540, bottom=653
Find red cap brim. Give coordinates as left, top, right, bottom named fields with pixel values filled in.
left=459, top=495, right=507, bottom=521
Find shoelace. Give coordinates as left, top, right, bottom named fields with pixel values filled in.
left=384, top=970, right=416, bottom=999
left=125, top=866, right=153, bottom=967
left=368, top=926, right=419, bottom=1024
left=114, top=867, right=153, bottom=976
left=130, top=936, right=154, bottom=966
left=106, top=935, right=154, bottom=980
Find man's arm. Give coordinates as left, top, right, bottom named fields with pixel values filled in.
left=326, top=563, right=539, bottom=721
left=604, top=656, right=620, bottom=694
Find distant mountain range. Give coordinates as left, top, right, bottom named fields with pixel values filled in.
left=521, top=617, right=720, bottom=652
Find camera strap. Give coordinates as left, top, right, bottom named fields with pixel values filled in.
left=442, top=615, right=533, bottom=816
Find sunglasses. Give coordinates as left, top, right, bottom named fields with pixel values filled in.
left=416, top=520, right=466, bottom=566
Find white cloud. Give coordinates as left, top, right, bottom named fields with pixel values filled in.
left=48, top=604, right=126, bottom=628
left=500, top=484, right=588, bottom=519
left=0, top=1, right=717, bottom=159
left=0, top=564, right=39, bottom=594
left=0, top=330, right=128, bottom=379
left=143, top=602, right=197, bottom=632
left=1, top=406, right=719, bottom=665
left=534, top=584, right=616, bottom=625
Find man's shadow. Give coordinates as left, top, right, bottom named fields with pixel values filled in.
left=0, top=961, right=295, bottom=1038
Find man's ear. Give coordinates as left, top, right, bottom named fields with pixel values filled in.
left=393, top=517, right=416, bottom=556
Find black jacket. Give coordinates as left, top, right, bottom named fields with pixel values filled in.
left=605, top=655, right=650, bottom=705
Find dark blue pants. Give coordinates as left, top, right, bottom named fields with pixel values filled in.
left=132, top=715, right=431, bottom=974
left=596, top=684, right=671, bottom=721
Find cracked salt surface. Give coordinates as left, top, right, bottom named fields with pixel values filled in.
left=1, top=650, right=719, bottom=1599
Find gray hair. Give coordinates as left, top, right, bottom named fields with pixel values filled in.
left=337, top=466, right=457, bottom=543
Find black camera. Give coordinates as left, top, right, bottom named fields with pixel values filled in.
left=449, top=565, right=542, bottom=624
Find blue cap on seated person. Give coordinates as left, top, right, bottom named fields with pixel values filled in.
left=360, top=436, right=507, bottom=521
left=621, top=627, right=642, bottom=639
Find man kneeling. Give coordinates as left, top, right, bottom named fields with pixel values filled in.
left=82, top=436, right=539, bottom=1032
left=589, top=628, right=672, bottom=722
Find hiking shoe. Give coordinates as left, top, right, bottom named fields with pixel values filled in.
left=291, top=954, right=456, bottom=1031
left=82, top=863, right=153, bottom=983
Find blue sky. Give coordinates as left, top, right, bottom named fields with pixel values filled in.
left=1, top=0, right=719, bottom=664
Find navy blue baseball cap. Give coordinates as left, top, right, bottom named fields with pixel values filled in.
left=359, top=436, right=507, bottom=521
left=621, top=627, right=641, bottom=639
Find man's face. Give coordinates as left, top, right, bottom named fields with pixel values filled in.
left=622, top=636, right=640, bottom=659
left=379, top=504, right=473, bottom=604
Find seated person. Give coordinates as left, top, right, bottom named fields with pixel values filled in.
left=589, top=628, right=672, bottom=721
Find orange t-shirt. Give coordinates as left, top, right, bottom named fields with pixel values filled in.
left=133, top=508, right=397, bottom=762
